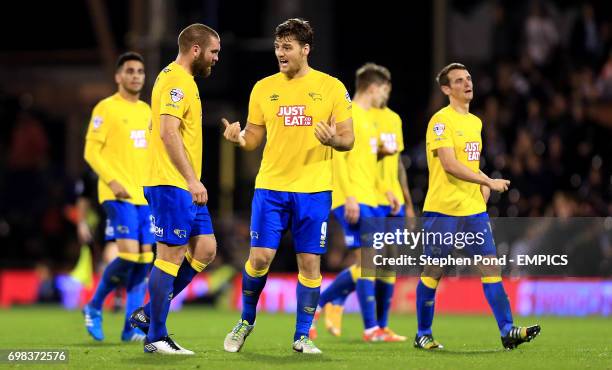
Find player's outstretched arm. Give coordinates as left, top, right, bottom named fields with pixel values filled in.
left=437, top=147, right=510, bottom=192
left=160, top=114, right=207, bottom=205
left=314, top=117, right=354, bottom=151
left=221, top=118, right=265, bottom=151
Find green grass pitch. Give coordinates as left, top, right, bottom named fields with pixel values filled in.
left=0, top=306, right=609, bottom=369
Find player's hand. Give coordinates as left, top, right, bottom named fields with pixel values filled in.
left=379, top=144, right=397, bottom=157
left=405, top=205, right=416, bottom=231
left=109, top=180, right=131, bottom=199
left=487, top=178, right=510, bottom=193
left=314, top=117, right=337, bottom=147
left=222, top=118, right=246, bottom=147
left=481, top=184, right=491, bottom=203
left=386, top=191, right=401, bottom=215
left=188, top=179, right=208, bottom=205
left=77, top=221, right=93, bottom=244
left=345, top=196, right=360, bottom=224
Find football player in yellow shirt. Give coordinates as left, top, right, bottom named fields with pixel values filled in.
left=314, top=63, right=398, bottom=342
left=222, top=18, right=354, bottom=354
left=414, top=63, right=540, bottom=350
left=128, top=24, right=220, bottom=355
left=316, top=78, right=416, bottom=342
left=81, top=52, right=154, bottom=344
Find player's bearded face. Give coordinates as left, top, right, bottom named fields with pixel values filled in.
left=192, top=38, right=220, bottom=78
left=192, top=50, right=211, bottom=77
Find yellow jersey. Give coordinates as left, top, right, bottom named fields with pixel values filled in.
left=332, top=104, right=380, bottom=209
left=248, top=69, right=352, bottom=192
left=371, top=107, right=405, bottom=206
left=146, top=62, right=203, bottom=190
left=423, top=105, right=486, bottom=216
left=85, top=93, right=151, bottom=205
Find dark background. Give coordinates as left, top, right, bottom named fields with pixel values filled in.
left=0, top=0, right=610, bottom=276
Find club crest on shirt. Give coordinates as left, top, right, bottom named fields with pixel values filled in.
left=308, top=92, right=322, bottom=101
left=433, top=123, right=445, bottom=136
left=170, top=88, right=184, bottom=103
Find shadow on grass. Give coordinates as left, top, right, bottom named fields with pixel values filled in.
left=420, top=349, right=503, bottom=355
left=201, top=351, right=338, bottom=364
left=70, top=342, right=126, bottom=348
left=123, top=355, right=193, bottom=366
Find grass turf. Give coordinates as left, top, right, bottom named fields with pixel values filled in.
left=0, top=306, right=609, bottom=369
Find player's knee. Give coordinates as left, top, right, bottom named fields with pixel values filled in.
left=249, top=253, right=272, bottom=271
left=422, top=265, right=443, bottom=280
left=199, top=247, right=216, bottom=265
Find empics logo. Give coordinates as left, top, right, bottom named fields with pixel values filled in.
left=464, top=142, right=480, bottom=161
left=277, top=105, right=313, bottom=126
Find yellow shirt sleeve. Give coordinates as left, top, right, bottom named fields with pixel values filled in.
left=330, top=79, right=352, bottom=123
left=85, top=101, right=110, bottom=144
left=428, top=112, right=454, bottom=150
left=397, top=116, right=405, bottom=153
left=158, top=77, right=189, bottom=120
left=247, top=82, right=265, bottom=126
left=84, top=101, right=120, bottom=184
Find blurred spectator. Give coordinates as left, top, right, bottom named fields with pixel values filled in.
left=524, top=1, right=559, bottom=67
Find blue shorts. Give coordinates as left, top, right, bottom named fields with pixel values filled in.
left=422, top=211, right=496, bottom=257
left=332, top=204, right=385, bottom=249
left=144, top=185, right=214, bottom=246
left=378, top=205, right=406, bottom=218
left=102, top=201, right=154, bottom=245
left=250, top=189, right=331, bottom=255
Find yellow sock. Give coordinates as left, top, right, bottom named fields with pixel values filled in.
left=154, top=259, right=180, bottom=277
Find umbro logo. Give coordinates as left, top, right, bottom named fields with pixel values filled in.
left=144, top=343, right=157, bottom=352
left=308, top=92, right=322, bottom=101
left=270, top=94, right=279, bottom=101
left=303, top=306, right=316, bottom=314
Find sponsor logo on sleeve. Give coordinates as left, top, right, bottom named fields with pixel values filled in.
left=170, top=88, right=184, bottom=103
left=433, top=123, right=445, bottom=136
left=92, top=116, right=103, bottom=130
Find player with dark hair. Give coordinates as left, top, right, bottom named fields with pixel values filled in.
left=414, top=62, right=541, bottom=350
left=222, top=18, right=354, bottom=354
left=82, top=51, right=154, bottom=343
